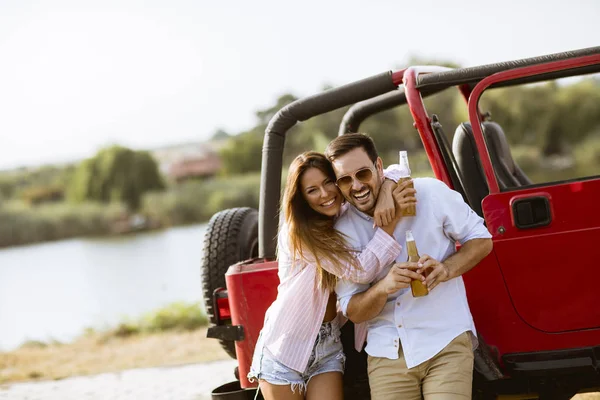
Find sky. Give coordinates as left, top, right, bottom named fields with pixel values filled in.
left=0, top=0, right=598, bottom=169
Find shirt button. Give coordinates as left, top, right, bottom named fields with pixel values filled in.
left=398, top=324, right=402, bottom=328
left=396, top=301, right=400, bottom=306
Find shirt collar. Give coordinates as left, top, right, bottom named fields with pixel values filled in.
left=348, top=204, right=374, bottom=222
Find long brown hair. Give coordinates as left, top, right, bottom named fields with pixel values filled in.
left=281, top=151, right=356, bottom=292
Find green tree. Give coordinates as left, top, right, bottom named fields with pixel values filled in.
left=219, top=94, right=299, bottom=176
left=69, top=145, right=165, bottom=210
left=480, top=78, right=600, bottom=156
left=0, top=176, right=16, bottom=201
left=219, top=130, right=264, bottom=175
left=211, top=129, right=231, bottom=141
left=217, top=66, right=600, bottom=178
left=255, top=94, right=298, bottom=125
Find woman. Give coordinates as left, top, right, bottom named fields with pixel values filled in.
left=248, top=151, right=416, bottom=399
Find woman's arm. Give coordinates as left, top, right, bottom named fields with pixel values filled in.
left=373, top=164, right=415, bottom=228
left=303, top=228, right=402, bottom=284
left=373, top=179, right=398, bottom=229
left=375, top=175, right=417, bottom=230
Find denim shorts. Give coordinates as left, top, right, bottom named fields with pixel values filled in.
left=247, top=319, right=345, bottom=393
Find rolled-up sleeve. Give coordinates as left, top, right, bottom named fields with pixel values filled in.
left=431, top=179, right=492, bottom=244
left=336, top=278, right=369, bottom=317
left=383, top=164, right=402, bottom=182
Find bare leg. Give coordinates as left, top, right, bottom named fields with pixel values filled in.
left=259, top=380, right=305, bottom=400
left=306, top=372, right=343, bottom=400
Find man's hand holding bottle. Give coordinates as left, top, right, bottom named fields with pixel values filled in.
left=375, top=262, right=425, bottom=295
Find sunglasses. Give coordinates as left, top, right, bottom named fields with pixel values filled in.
left=335, top=165, right=376, bottom=190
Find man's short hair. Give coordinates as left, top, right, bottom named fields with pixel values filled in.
left=325, top=133, right=379, bottom=164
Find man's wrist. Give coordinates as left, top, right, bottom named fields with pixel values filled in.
left=441, top=261, right=453, bottom=281
left=446, top=264, right=453, bottom=281
left=373, top=279, right=389, bottom=297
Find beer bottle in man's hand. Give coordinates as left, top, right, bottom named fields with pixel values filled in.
left=406, top=230, right=428, bottom=297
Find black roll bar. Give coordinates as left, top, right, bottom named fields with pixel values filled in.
left=418, top=46, right=600, bottom=92
left=259, top=71, right=400, bottom=258
left=337, top=89, right=407, bottom=136
left=337, top=66, right=454, bottom=137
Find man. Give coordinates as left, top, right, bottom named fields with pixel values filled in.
left=324, top=133, right=493, bottom=400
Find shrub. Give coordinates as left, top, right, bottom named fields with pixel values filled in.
left=141, top=173, right=262, bottom=226
left=573, top=134, right=600, bottom=177
left=0, top=202, right=126, bottom=248
left=140, top=302, right=208, bottom=332
left=512, top=145, right=543, bottom=176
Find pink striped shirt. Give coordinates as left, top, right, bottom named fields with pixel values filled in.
left=258, top=218, right=402, bottom=372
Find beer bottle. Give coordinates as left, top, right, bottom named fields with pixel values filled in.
left=398, top=151, right=416, bottom=217
left=406, top=230, right=428, bottom=297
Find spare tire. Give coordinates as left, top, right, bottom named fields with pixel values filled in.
left=202, top=207, right=259, bottom=359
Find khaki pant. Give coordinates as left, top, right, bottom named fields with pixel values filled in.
left=367, top=332, right=474, bottom=400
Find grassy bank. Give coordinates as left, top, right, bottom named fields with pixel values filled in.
left=106, top=302, right=209, bottom=337
left=0, top=202, right=127, bottom=248
left=141, top=172, right=262, bottom=227
left=0, top=302, right=219, bottom=384
left=0, top=172, right=264, bottom=248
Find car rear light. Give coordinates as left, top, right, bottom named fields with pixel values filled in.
left=207, top=288, right=244, bottom=342
left=212, top=288, right=231, bottom=323
left=217, top=296, right=231, bottom=320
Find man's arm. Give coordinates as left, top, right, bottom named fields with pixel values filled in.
left=346, top=262, right=423, bottom=324
left=346, top=280, right=388, bottom=324
left=445, top=238, right=492, bottom=280
left=419, top=238, right=492, bottom=291
left=418, top=178, right=493, bottom=291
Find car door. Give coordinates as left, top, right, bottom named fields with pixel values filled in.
left=482, top=177, right=600, bottom=333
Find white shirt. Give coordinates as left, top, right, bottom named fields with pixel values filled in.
left=335, top=177, right=492, bottom=369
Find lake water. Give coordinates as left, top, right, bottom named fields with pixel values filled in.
left=0, top=224, right=208, bottom=351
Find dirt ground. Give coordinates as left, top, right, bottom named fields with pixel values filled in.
left=0, top=328, right=228, bottom=384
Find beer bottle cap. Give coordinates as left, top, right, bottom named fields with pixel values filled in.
left=398, top=151, right=411, bottom=177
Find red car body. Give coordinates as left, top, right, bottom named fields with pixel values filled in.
left=206, top=47, right=600, bottom=399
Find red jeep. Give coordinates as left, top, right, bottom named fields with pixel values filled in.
left=202, top=46, right=600, bottom=399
